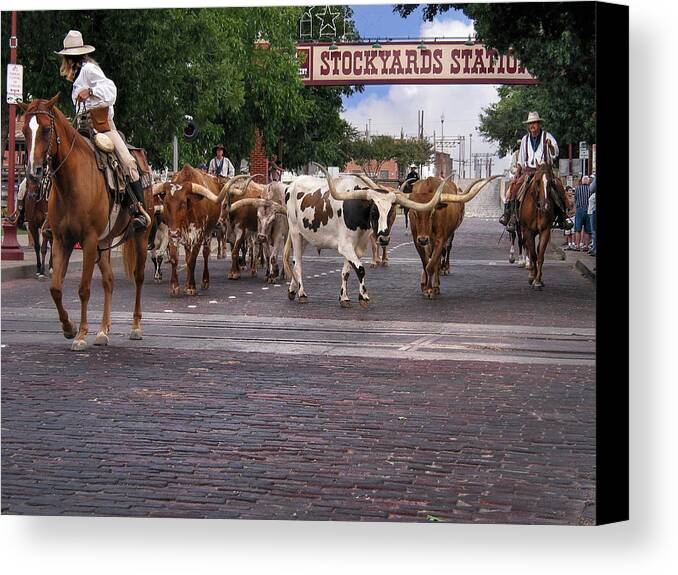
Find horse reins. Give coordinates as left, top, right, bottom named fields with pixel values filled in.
left=26, top=109, right=79, bottom=201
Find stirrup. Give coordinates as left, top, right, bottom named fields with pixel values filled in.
left=132, top=214, right=148, bottom=231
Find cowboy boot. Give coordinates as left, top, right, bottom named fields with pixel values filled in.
left=553, top=209, right=574, bottom=230
left=499, top=201, right=511, bottom=227
left=506, top=200, right=517, bottom=233
left=127, top=178, right=148, bottom=231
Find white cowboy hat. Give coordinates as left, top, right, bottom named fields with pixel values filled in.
left=55, top=30, right=95, bottom=56
left=409, top=164, right=417, bottom=169
left=523, top=111, right=544, bottom=124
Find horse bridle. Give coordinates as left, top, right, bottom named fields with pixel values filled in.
left=25, top=109, right=77, bottom=189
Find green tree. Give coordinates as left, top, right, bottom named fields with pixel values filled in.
left=392, top=137, right=434, bottom=177
left=345, top=135, right=433, bottom=178
left=275, top=5, right=362, bottom=172
left=1, top=6, right=357, bottom=170
left=394, top=3, right=596, bottom=155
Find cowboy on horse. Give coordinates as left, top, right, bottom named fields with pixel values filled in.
left=56, top=30, right=149, bottom=230
left=499, top=112, right=574, bottom=233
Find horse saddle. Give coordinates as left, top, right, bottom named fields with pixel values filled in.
left=78, top=128, right=152, bottom=197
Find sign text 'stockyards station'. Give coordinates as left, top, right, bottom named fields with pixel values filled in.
left=297, top=41, right=537, bottom=86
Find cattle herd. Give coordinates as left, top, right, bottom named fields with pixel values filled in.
left=146, top=164, right=498, bottom=307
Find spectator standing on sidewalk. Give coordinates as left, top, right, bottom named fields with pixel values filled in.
left=563, top=186, right=576, bottom=249
left=587, top=174, right=596, bottom=255
left=572, top=175, right=592, bottom=250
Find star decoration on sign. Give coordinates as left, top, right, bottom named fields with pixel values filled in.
left=315, top=5, right=341, bottom=38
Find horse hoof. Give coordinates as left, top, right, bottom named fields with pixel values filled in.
left=288, top=290, right=296, bottom=301
left=425, top=291, right=434, bottom=300
left=340, top=300, right=352, bottom=309
left=94, top=332, right=109, bottom=346
left=359, top=299, right=369, bottom=309
left=298, top=295, right=308, bottom=304
left=63, top=321, right=77, bottom=339
left=185, top=288, right=197, bottom=296
left=71, top=339, right=87, bottom=352
left=129, top=328, right=143, bottom=340
left=169, top=286, right=180, bottom=296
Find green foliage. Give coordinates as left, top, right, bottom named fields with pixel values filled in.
left=346, top=134, right=433, bottom=177
left=393, top=3, right=597, bottom=155
left=276, top=5, right=362, bottom=171
left=1, top=6, right=358, bottom=170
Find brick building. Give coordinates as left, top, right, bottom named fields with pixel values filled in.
left=343, top=159, right=400, bottom=182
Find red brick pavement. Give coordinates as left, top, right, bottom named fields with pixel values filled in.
left=1, top=346, right=596, bottom=524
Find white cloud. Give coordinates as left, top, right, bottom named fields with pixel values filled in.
left=341, top=16, right=511, bottom=174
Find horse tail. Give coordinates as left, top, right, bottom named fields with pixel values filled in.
left=122, top=236, right=138, bottom=281
left=283, top=233, right=292, bottom=280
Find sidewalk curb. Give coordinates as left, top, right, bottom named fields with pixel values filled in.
left=575, top=259, right=597, bottom=282
left=2, top=251, right=122, bottom=283
left=553, top=245, right=596, bottom=282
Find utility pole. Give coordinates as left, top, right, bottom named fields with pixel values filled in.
left=469, top=133, right=472, bottom=176
left=440, top=113, right=445, bottom=149
left=2, top=10, right=24, bottom=261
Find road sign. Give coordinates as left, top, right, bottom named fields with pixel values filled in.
left=6, top=64, right=23, bottom=104
left=579, top=141, right=589, bottom=160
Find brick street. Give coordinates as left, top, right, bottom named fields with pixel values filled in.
left=1, top=217, right=596, bottom=524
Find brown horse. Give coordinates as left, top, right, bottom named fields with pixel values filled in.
left=23, top=177, right=52, bottom=277
left=18, top=94, right=149, bottom=350
left=518, top=163, right=558, bottom=289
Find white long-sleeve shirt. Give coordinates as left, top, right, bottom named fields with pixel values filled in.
left=72, top=62, right=117, bottom=120
left=518, top=130, right=559, bottom=169
left=209, top=157, right=235, bottom=178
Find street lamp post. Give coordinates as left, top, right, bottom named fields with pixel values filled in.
left=2, top=10, right=24, bottom=261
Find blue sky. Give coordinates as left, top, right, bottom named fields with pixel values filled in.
left=346, top=4, right=472, bottom=104
left=338, top=4, right=508, bottom=169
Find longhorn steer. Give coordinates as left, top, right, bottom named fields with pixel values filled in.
left=152, top=164, right=248, bottom=295
left=219, top=178, right=269, bottom=280
left=229, top=181, right=289, bottom=283
left=408, top=175, right=500, bottom=298
left=281, top=166, right=443, bottom=308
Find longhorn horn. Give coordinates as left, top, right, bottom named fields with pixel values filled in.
left=440, top=174, right=501, bottom=203
left=398, top=178, right=416, bottom=194
left=395, top=176, right=448, bottom=211
left=188, top=183, right=221, bottom=202
left=313, top=162, right=370, bottom=201
left=222, top=174, right=263, bottom=199
left=152, top=183, right=167, bottom=196
left=216, top=174, right=252, bottom=203
left=354, top=173, right=385, bottom=191
left=229, top=197, right=287, bottom=214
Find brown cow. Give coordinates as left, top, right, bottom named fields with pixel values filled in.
left=408, top=175, right=499, bottom=298
left=220, top=178, right=270, bottom=280
left=153, top=164, right=248, bottom=295
left=229, top=181, right=289, bottom=283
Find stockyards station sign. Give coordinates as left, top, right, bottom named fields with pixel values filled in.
left=297, top=41, right=537, bottom=85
